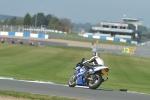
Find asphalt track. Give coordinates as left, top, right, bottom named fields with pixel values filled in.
left=0, top=36, right=68, bottom=47
left=0, top=78, right=150, bottom=100
left=0, top=36, right=150, bottom=100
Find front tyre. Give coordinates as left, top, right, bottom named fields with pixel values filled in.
left=68, top=75, right=77, bottom=87
left=89, top=73, right=102, bottom=89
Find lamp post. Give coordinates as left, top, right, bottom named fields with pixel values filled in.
left=2, top=25, right=4, bottom=31
left=35, top=13, right=37, bottom=28
left=41, top=25, right=46, bottom=35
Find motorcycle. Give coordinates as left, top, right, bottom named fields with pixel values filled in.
left=68, top=58, right=109, bottom=89
left=10, top=39, right=15, bottom=44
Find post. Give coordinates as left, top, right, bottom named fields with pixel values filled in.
left=96, top=40, right=98, bottom=52
left=2, top=25, right=4, bottom=31
left=35, top=14, right=37, bottom=28
left=30, top=27, right=31, bottom=33
left=11, top=26, right=12, bottom=32
left=18, top=26, right=20, bottom=32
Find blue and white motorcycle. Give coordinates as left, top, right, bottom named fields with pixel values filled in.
left=68, top=58, right=109, bottom=89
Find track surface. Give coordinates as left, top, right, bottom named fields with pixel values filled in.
left=0, top=79, right=150, bottom=100
left=0, top=35, right=92, bottom=48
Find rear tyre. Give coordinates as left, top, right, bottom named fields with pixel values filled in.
left=88, top=73, right=102, bottom=89
left=68, top=75, right=77, bottom=87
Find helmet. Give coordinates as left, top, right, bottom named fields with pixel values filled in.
left=92, top=52, right=100, bottom=57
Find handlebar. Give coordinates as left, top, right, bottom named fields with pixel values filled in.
left=75, top=58, right=85, bottom=67
left=80, top=58, right=85, bottom=64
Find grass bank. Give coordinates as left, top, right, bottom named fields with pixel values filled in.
left=0, top=90, right=81, bottom=100
left=0, top=43, right=150, bottom=94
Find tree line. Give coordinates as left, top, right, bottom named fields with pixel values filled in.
left=0, top=13, right=73, bottom=33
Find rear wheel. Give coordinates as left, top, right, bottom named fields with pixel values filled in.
left=68, top=75, right=77, bottom=87
left=88, top=73, right=102, bottom=89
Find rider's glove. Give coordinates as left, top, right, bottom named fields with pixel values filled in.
left=76, top=63, right=81, bottom=67
left=82, top=60, right=89, bottom=65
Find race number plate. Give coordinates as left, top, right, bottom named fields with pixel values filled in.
left=102, top=69, right=108, bottom=76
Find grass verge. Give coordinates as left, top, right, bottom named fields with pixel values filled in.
left=0, top=43, right=150, bottom=96
left=0, top=90, right=81, bottom=100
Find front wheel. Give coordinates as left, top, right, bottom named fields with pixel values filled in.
left=89, top=73, right=102, bottom=89
left=68, top=75, right=77, bottom=87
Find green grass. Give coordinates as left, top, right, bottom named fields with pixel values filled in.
left=0, top=90, right=81, bottom=100
left=0, top=43, right=150, bottom=95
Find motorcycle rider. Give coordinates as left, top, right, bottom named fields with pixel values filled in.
left=10, top=39, right=15, bottom=44
left=1, top=38, right=4, bottom=43
left=82, top=52, right=104, bottom=79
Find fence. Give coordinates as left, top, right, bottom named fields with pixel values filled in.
left=92, top=41, right=150, bottom=58
left=92, top=42, right=135, bottom=54
left=135, top=41, right=150, bottom=58
left=0, top=25, right=67, bottom=34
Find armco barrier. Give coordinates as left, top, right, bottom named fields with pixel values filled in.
left=23, top=32, right=30, bottom=37
left=100, top=36, right=106, bottom=40
left=114, top=37, right=120, bottom=42
left=8, top=32, right=15, bottom=36
left=0, top=31, right=49, bottom=39
left=38, top=34, right=45, bottom=38
left=88, top=35, right=93, bottom=38
left=82, top=33, right=138, bottom=44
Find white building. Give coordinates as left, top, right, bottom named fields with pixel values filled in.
left=91, top=16, right=142, bottom=41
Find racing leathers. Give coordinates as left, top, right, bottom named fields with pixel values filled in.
left=82, top=56, right=104, bottom=78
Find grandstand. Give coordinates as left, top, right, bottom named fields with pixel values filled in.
left=91, top=16, right=143, bottom=42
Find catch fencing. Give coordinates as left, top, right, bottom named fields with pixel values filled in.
left=0, top=25, right=67, bottom=34
left=135, top=41, right=150, bottom=58
left=92, top=41, right=150, bottom=58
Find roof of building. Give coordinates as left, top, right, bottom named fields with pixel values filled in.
left=122, top=17, right=140, bottom=21
left=100, top=21, right=135, bottom=26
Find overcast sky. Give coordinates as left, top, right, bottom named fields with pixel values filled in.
left=0, top=0, right=149, bottom=27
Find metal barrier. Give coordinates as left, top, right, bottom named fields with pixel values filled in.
left=0, top=31, right=49, bottom=39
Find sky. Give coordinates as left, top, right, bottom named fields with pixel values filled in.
left=0, top=0, right=149, bottom=27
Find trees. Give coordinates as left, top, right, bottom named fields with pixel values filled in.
left=59, top=18, right=73, bottom=33
left=49, top=16, right=61, bottom=29
left=147, top=33, right=150, bottom=38
left=31, top=14, right=36, bottom=26
left=16, top=18, right=23, bottom=25
left=1, top=17, right=23, bottom=25
left=45, top=14, right=52, bottom=26
left=9, top=17, right=17, bottom=25
left=138, top=25, right=147, bottom=31
left=2, top=19, right=9, bottom=25
left=60, top=18, right=71, bottom=27
left=1, top=12, right=73, bottom=33
left=88, top=28, right=95, bottom=33
left=0, top=18, right=2, bottom=25
left=23, top=13, right=31, bottom=26
left=36, top=13, right=45, bottom=26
